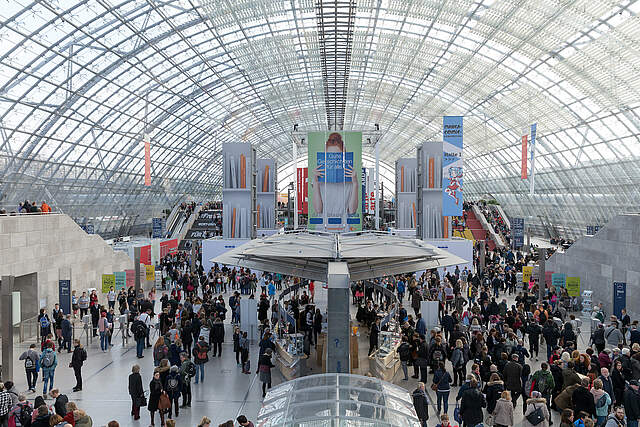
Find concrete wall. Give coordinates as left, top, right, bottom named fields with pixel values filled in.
left=546, top=214, right=640, bottom=318
left=0, top=214, right=133, bottom=313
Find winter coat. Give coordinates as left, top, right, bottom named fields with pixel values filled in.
left=623, top=386, right=640, bottom=420
left=503, top=361, right=522, bottom=392
left=412, top=387, right=429, bottom=421
left=31, top=414, right=51, bottom=427
left=129, top=372, right=144, bottom=399
left=165, top=371, right=182, bottom=399
left=484, top=380, right=505, bottom=413
left=450, top=348, right=464, bottom=369
left=604, top=414, right=627, bottom=426
left=492, top=397, right=514, bottom=426
left=522, top=397, right=549, bottom=427
left=562, top=367, right=581, bottom=389
left=572, top=386, right=596, bottom=418
left=54, top=394, right=68, bottom=416
left=258, top=354, right=274, bottom=384
left=531, top=369, right=555, bottom=396
left=432, top=369, right=452, bottom=392
left=147, top=378, right=163, bottom=412
left=554, top=384, right=579, bottom=410
left=211, top=320, right=225, bottom=344
left=39, top=348, right=57, bottom=375
left=74, top=412, right=92, bottom=427
left=459, top=387, right=486, bottom=426
left=193, top=341, right=209, bottom=364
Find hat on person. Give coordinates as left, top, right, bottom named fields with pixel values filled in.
left=622, top=348, right=630, bottom=355
left=630, top=380, right=640, bottom=387
left=531, top=391, right=542, bottom=398
left=170, top=365, right=179, bottom=373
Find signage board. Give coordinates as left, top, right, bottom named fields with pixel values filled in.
left=566, top=277, right=581, bottom=297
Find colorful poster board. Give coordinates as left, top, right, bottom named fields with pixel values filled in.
left=545, top=271, right=554, bottom=287
left=566, top=276, right=581, bottom=297
left=307, top=131, right=362, bottom=232
left=125, top=269, right=135, bottom=288
left=101, top=274, right=115, bottom=293
left=442, top=116, right=463, bottom=216
left=511, top=217, right=524, bottom=247
left=145, top=265, right=155, bottom=282
left=297, top=167, right=308, bottom=214
left=114, top=271, right=126, bottom=291
left=140, top=245, right=151, bottom=265
left=551, top=273, right=566, bottom=289
left=522, top=266, right=533, bottom=284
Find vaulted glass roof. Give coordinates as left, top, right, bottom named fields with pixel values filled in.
left=1, top=0, right=639, bottom=237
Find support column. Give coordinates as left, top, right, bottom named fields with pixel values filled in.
left=326, top=262, right=350, bottom=374
left=190, top=244, right=196, bottom=274
left=479, top=242, right=486, bottom=275
left=1, top=275, right=15, bottom=381
left=525, top=226, right=531, bottom=253
left=134, top=246, right=142, bottom=295
left=538, top=251, right=546, bottom=303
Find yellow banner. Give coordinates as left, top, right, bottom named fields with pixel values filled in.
left=522, top=266, right=533, bottom=284
left=101, top=274, right=115, bottom=293
left=145, top=265, right=155, bottom=282
left=566, top=276, right=581, bottom=297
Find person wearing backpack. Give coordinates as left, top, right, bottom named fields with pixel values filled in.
left=178, top=352, right=194, bottom=408
left=531, top=362, right=555, bottom=412
left=165, top=366, right=182, bottom=419
left=0, top=383, right=11, bottom=426
left=39, top=342, right=57, bottom=397
left=523, top=390, right=550, bottom=427
left=397, top=336, right=411, bottom=381
left=192, top=336, right=209, bottom=384
left=37, top=309, right=51, bottom=344
left=591, top=378, right=611, bottom=426
left=70, top=339, right=86, bottom=392
left=8, top=394, right=33, bottom=427
left=131, top=318, right=148, bottom=359
left=18, top=344, right=39, bottom=393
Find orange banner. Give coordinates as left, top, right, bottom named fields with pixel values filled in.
left=521, top=135, right=528, bottom=179
left=144, top=138, right=151, bottom=186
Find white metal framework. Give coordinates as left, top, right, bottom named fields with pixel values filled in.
left=1, top=0, right=639, bottom=237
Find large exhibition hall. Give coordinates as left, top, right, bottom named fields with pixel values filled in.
left=1, top=1, right=640, bottom=426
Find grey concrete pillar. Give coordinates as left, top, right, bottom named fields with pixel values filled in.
left=326, top=262, right=350, bottom=374
left=479, top=242, right=486, bottom=275
left=525, top=227, right=531, bottom=253
left=1, top=275, right=15, bottom=381
left=190, top=244, right=196, bottom=274
left=134, top=247, right=142, bottom=294
left=538, top=252, right=546, bottom=303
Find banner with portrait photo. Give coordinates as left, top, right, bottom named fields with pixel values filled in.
left=307, top=131, right=362, bottom=232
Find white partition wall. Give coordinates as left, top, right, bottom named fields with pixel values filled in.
left=417, top=141, right=446, bottom=239
left=395, top=158, right=417, bottom=230
left=201, top=238, right=250, bottom=273
left=257, top=157, right=277, bottom=232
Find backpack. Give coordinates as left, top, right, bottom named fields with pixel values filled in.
left=80, top=348, right=87, bottom=362
left=596, top=393, right=608, bottom=408
left=40, top=316, right=50, bottom=329
left=196, top=344, right=208, bottom=360
left=10, top=402, right=33, bottom=427
left=185, top=362, right=196, bottom=378
left=432, top=349, right=443, bottom=361
left=167, top=375, right=179, bottom=392
left=524, top=376, right=535, bottom=397
left=525, top=405, right=545, bottom=425
left=41, top=351, right=55, bottom=369
left=24, top=357, right=34, bottom=370
left=132, top=322, right=147, bottom=339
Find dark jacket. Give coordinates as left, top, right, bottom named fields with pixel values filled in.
left=484, top=379, right=505, bottom=413
left=31, top=414, right=51, bottom=427
left=165, top=371, right=182, bottom=399
left=61, top=318, right=72, bottom=338
left=129, top=372, right=144, bottom=398
left=211, top=320, right=225, bottom=344
left=71, top=345, right=86, bottom=368
left=397, top=342, right=411, bottom=362
left=554, top=384, right=579, bottom=411
left=460, top=387, right=486, bottom=425
left=412, top=387, right=429, bottom=421
left=623, top=386, right=640, bottom=420
left=503, top=361, right=522, bottom=392
left=572, top=385, right=596, bottom=418
left=193, top=341, right=209, bottom=364
left=542, top=324, right=560, bottom=347
left=54, top=394, right=68, bottom=416
left=148, top=378, right=163, bottom=412
left=562, top=367, right=581, bottom=389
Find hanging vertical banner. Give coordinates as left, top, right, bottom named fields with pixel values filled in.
left=529, top=123, right=537, bottom=195
left=361, top=167, right=367, bottom=214
left=58, top=280, right=71, bottom=315
left=144, top=134, right=151, bottom=186
left=114, top=271, right=126, bottom=291
left=613, top=282, right=626, bottom=318
left=442, top=116, right=463, bottom=216
left=152, top=217, right=164, bottom=238
left=521, top=135, right=528, bottom=179
left=296, top=167, right=308, bottom=215
left=307, top=131, right=362, bottom=232
left=125, top=269, right=135, bottom=289
left=511, top=217, right=525, bottom=247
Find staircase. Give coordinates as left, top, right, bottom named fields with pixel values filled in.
left=466, top=208, right=492, bottom=249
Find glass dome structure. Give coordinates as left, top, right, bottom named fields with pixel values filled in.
left=1, top=1, right=639, bottom=237
left=257, top=373, right=421, bottom=426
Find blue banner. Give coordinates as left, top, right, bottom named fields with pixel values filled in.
left=613, top=281, right=626, bottom=318
left=58, top=280, right=71, bottom=315
left=442, top=116, right=463, bottom=216
left=511, top=217, right=524, bottom=247
left=551, top=273, right=566, bottom=289
left=152, top=217, right=164, bottom=238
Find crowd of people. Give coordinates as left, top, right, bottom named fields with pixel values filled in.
left=0, top=200, right=52, bottom=215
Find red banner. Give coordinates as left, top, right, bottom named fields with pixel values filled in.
left=521, top=135, right=528, bottom=179
left=144, top=139, right=151, bottom=186
left=140, top=245, right=151, bottom=265
left=160, top=239, right=178, bottom=258
left=296, top=167, right=308, bottom=214
left=125, top=269, right=135, bottom=288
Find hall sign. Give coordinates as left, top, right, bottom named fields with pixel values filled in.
left=198, top=210, right=219, bottom=221
left=192, top=218, right=218, bottom=229
left=185, top=229, right=210, bottom=240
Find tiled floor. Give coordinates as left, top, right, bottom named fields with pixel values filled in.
left=6, top=284, right=577, bottom=425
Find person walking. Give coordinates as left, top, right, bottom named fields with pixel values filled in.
left=368, top=318, right=380, bottom=356
left=192, top=336, right=209, bottom=384
left=523, top=390, right=550, bottom=427
left=411, top=382, right=429, bottom=427
left=131, top=316, right=148, bottom=359
left=459, top=378, right=486, bottom=427
left=503, top=354, right=523, bottom=409
left=38, top=309, right=52, bottom=344
left=165, top=366, right=182, bottom=419
left=60, top=315, right=72, bottom=353
left=211, top=318, right=225, bottom=358
left=128, top=364, right=144, bottom=421
left=623, top=380, right=640, bottom=427
left=433, top=362, right=452, bottom=415
left=493, top=390, right=514, bottom=427
left=39, top=342, right=57, bottom=397
left=397, top=336, right=411, bottom=381
left=18, top=343, right=39, bottom=392
left=0, top=383, right=11, bottom=427
left=179, top=352, right=194, bottom=408
left=98, top=312, right=110, bottom=352
left=604, top=406, right=626, bottom=427
left=591, top=378, right=612, bottom=427
left=70, top=339, right=86, bottom=392
left=258, top=348, right=275, bottom=398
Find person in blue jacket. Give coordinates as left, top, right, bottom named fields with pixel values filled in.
left=39, top=341, right=58, bottom=396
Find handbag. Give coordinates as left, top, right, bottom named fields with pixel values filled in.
left=525, top=405, right=545, bottom=425
left=158, top=392, right=171, bottom=410
left=135, top=394, right=148, bottom=407
left=485, top=413, right=495, bottom=426
left=431, top=374, right=444, bottom=391
left=453, top=403, right=462, bottom=423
